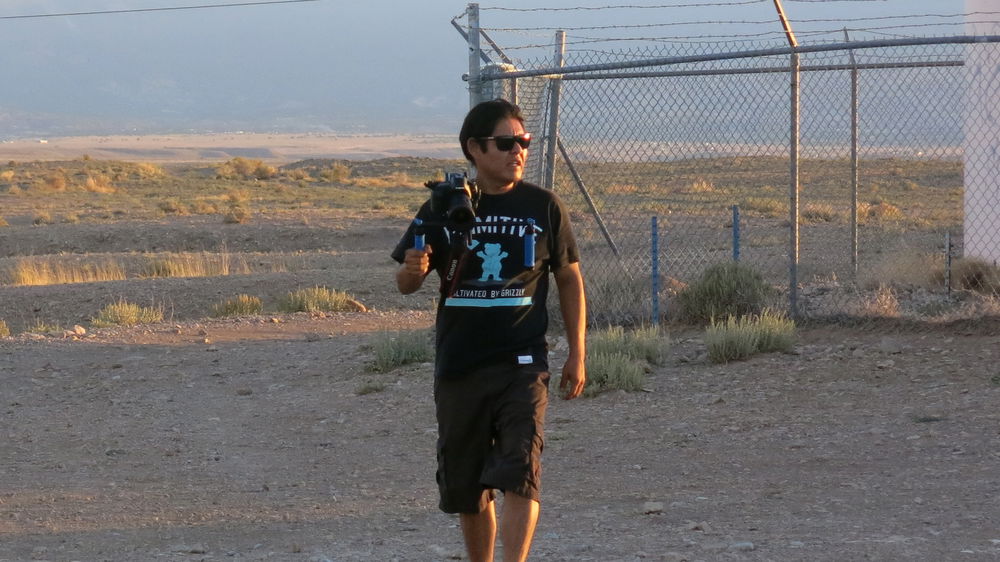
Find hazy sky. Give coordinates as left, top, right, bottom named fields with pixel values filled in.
left=0, top=0, right=971, bottom=137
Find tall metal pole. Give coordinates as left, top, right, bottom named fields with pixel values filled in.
left=845, top=28, right=860, bottom=277
left=467, top=3, right=483, bottom=108
left=544, top=30, right=566, bottom=191
left=774, top=0, right=800, bottom=318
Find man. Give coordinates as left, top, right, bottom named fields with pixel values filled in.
left=392, top=98, right=587, bottom=562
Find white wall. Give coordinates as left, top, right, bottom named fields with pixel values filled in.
left=964, top=0, right=1000, bottom=263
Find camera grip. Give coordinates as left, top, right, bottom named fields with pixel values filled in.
left=412, top=218, right=425, bottom=251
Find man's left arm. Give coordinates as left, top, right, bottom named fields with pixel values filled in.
left=553, top=262, right=586, bottom=400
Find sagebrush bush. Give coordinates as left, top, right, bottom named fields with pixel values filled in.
left=705, top=310, right=795, bottom=363
left=211, top=294, right=263, bottom=317
left=583, top=352, right=647, bottom=397
left=588, top=324, right=668, bottom=366
left=369, top=329, right=433, bottom=372
left=278, top=286, right=365, bottom=313
left=92, top=300, right=164, bottom=327
left=676, top=262, right=775, bottom=324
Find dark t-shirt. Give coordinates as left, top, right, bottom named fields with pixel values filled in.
left=392, top=181, right=580, bottom=378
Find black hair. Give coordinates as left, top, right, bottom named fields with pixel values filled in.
left=458, top=98, right=525, bottom=162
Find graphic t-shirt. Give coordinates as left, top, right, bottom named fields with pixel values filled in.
left=392, top=181, right=579, bottom=378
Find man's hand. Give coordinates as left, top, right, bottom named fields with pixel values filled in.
left=559, top=351, right=586, bottom=400
left=396, top=244, right=432, bottom=294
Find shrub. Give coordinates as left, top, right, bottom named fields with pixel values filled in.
left=356, top=380, right=387, bottom=395
left=858, top=284, right=900, bottom=317
left=84, top=174, right=115, bottom=193
left=676, top=262, right=775, bottom=324
left=801, top=204, right=838, bottom=223
left=588, top=324, right=668, bottom=366
left=583, top=352, right=647, bottom=397
left=32, top=211, right=53, bottom=225
left=223, top=206, right=252, bottom=224
left=952, top=258, right=1000, bottom=295
left=0, top=319, right=9, bottom=338
left=0, top=216, right=8, bottom=227
left=211, top=294, right=263, bottom=317
left=319, top=163, right=351, bottom=183
left=705, top=310, right=795, bottom=363
left=369, top=329, right=434, bottom=372
left=277, top=286, right=366, bottom=313
left=92, top=300, right=164, bottom=327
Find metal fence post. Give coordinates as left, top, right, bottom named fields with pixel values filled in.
left=732, top=205, right=741, bottom=262
left=544, top=30, right=565, bottom=191
left=467, top=3, right=483, bottom=108
left=790, top=51, right=801, bottom=318
left=652, top=216, right=660, bottom=326
left=846, top=29, right=860, bottom=278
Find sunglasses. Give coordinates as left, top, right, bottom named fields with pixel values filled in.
left=480, top=133, right=532, bottom=152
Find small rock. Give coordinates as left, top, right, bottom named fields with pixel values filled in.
left=236, top=388, right=253, bottom=396
left=72, top=325, right=86, bottom=335
left=642, top=501, right=664, bottom=514
left=876, top=359, right=895, bottom=369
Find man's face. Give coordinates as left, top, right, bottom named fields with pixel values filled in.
left=468, top=117, right=528, bottom=190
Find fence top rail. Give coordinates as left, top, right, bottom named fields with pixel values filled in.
left=480, top=34, right=1000, bottom=81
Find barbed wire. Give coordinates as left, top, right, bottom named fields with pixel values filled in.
left=0, top=0, right=318, bottom=20
left=479, top=0, right=769, bottom=11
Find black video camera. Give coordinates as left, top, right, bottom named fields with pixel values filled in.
left=425, top=172, right=479, bottom=231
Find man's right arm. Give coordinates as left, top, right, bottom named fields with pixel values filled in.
left=395, top=245, right=433, bottom=294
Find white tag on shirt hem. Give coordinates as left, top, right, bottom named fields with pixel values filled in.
left=517, top=355, right=533, bottom=365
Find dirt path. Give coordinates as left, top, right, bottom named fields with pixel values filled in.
left=2, top=319, right=999, bottom=561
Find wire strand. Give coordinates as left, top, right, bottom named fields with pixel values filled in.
left=0, top=0, right=318, bottom=20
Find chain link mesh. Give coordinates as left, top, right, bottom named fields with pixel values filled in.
left=479, top=38, right=1000, bottom=325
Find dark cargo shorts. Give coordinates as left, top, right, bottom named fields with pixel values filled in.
left=433, top=359, right=550, bottom=514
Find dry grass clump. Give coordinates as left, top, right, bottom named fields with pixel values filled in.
left=143, top=253, right=254, bottom=278
left=211, top=294, right=264, bottom=317
left=5, top=258, right=127, bottom=286
left=368, top=329, right=434, bottom=372
left=859, top=201, right=904, bottom=222
left=84, top=173, right=116, bottom=193
left=32, top=211, right=54, bottom=225
left=0, top=217, right=9, bottom=227
left=0, top=319, right=9, bottom=338
left=743, top=197, right=785, bottom=218
left=705, top=310, right=796, bottom=363
left=92, top=300, right=164, bottom=327
left=223, top=205, right=252, bottom=224
left=801, top=203, right=838, bottom=223
left=950, top=258, right=1000, bottom=295
left=277, top=286, right=366, bottom=313
left=857, top=284, right=900, bottom=317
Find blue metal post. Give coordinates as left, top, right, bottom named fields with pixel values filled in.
left=732, top=205, right=741, bottom=262
left=651, top=216, right=660, bottom=326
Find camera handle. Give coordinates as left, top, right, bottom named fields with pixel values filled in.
left=413, top=218, right=425, bottom=251
left=410, top=217, right=540, bottom=268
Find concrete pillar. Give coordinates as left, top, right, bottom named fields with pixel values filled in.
left=964, top=0, right=1000, bottom=263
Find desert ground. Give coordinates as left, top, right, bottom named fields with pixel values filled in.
left=1, top=136, right=999, bottom=561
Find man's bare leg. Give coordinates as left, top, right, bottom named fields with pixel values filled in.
left=500, top=493, right=540, bottom=562
left=460, top=500, right=497, bottom=562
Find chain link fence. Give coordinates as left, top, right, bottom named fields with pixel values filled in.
left=473, top=34, right=1000, bottom=326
